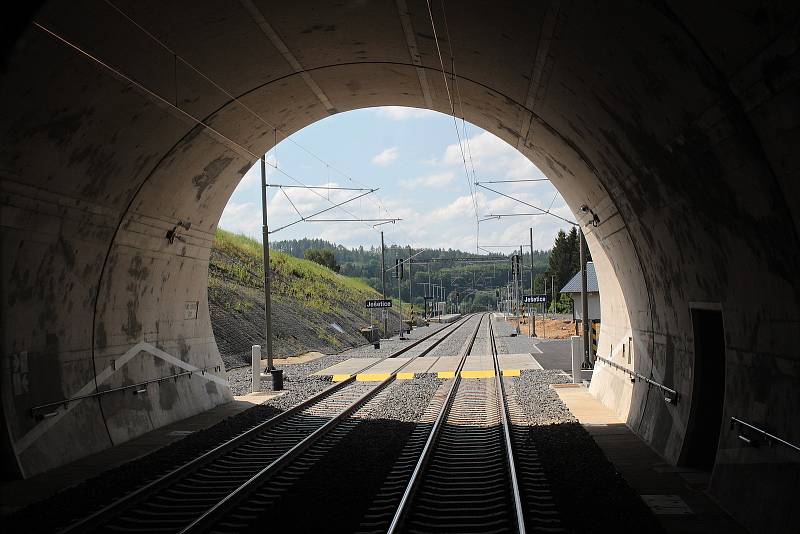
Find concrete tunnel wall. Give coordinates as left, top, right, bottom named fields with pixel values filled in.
left=1, top=1, right=798, bottom=530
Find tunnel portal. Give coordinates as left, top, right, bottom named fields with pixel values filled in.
left=1, top=1, right=799, bottom=531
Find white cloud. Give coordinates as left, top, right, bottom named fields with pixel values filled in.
left=371, top=146, right=399, bottom=166
left=429, top=194, right=479, bottom=222
left=218, top=201, right=261, bottom=239
left=375, top=106, right=438, bottom=120
left=399, top=171, right=455, bottom=189
left=442, top=131, right=541, bottom=183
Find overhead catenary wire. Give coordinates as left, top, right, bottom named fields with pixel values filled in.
left=266, top=184, right=372, bottom=191
left=425, top=0, right=480, bottom=229
left=269, top=189, right=377, bottom=234
left=477, top=178, right=551, bottom=184
left=476, top=182, right=577, bottom=226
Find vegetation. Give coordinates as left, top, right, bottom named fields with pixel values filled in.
left=544, top=227, right=591, bottom=313
left=304, top=248, right=341, bottom=272
left=272, top=237, right=553, bottom=313
left=211, top=229, right=379, bottom=314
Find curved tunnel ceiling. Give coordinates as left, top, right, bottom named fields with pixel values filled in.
left=1, top=1, right=798, bottom=530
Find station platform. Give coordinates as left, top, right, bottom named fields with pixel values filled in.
left=396, top=357, right=439, bottom=378
left=0, top=392, right=285, bottom=516
left=355, top=357, right=411, bottom=381
left=552, top=384, right=746, bottom=533
left=462, top=353, right=495, bottom=378
left=313, top=357, right=380, bottom=381
left=315, top=353, right=545, bottom=380
left=428, top=356, right=461, bottom=378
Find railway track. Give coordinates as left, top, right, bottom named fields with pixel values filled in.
left=384, top=315, right=532, bottom=533
left=60, top=314, right=480, bottom=534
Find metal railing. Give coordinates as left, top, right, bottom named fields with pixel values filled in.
left=29, top=365, right=222, bottom=419
left=595, top=355, right=679, bottom=404
left=730, top=417, right=800, bottom=453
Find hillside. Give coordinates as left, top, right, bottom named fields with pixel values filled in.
left=209, top=229, right=401, bottom=369
left=272, top=237, right=553, bottom=311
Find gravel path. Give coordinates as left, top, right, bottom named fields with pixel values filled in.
left=511, top=369, right=663, bottom=533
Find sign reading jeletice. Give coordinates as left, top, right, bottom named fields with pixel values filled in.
left=365, top=299, right=392, bottom=309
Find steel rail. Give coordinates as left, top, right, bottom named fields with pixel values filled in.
left=180, top=379, right=390, bottom=533
left=59, top=316, right=471, bottom=533
left=490, top=318, right=527, bottom=533
left=179, top=314, right=483, bottom=533
left=386, top=314, right=485, bottom=534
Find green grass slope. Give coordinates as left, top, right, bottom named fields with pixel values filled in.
left=209, top=229, right=400, bottom=368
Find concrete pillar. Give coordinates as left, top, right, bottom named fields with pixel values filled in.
left=571, top=336, right=582, bottom=384
left=252, top=345, right=261, bottom=393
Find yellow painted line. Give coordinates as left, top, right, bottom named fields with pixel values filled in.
left=437, top=371, right=455, bottom=379
left=332, top=374, right=350, bottom=382
left=356, top=373, right=390, bottom=382
left=396, top=372, right=415, bottom=380
left=461, top=370, right=495, bottom=378
left=502, top=369, right=521, bottom=377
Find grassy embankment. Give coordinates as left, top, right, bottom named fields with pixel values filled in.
left=209, top=229, right=401, bottom=368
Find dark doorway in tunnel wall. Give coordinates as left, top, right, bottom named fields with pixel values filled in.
left=681, top=308, right=726, bottom=471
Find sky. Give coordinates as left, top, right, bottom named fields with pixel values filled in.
left=219, top=106, right=575, bottom=253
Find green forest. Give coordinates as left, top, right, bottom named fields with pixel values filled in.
left=271, top=226, right=590, bottom=314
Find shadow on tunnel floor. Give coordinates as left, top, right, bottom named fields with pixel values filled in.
left=1, top=403, right=284, bottom=533
left=524, top=421, right=665, bottom=533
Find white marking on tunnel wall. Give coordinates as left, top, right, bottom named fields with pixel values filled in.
left=238, top=0, right=337, bottom=113
left=14, top=341, right=228, bottom=453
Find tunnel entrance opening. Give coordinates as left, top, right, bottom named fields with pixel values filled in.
left=3, top=7, right=799, bottom=531
left=681, top=308, right=726, bottom=473
left=209, top=107, right=599, bottom=375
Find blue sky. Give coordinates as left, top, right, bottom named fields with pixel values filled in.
left=219, top=106, right=574, bottom=252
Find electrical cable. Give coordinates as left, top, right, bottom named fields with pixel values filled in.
left=33, top=17, right=377, bottom=232
left=101, top=0, right=393, bottom=224
left=424, top=0, right=479, bottom=226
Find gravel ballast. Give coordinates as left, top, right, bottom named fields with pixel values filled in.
left=512, top=369, right=664, bottom=533
left=235, top=376, right=446, bottom=533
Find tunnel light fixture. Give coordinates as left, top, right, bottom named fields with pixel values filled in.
left=580, top=204, right=601, bottom=227
left=165, top=220, right=192, bottom=244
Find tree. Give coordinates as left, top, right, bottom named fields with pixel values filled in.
left=548, top=226, right=591, bottom=294
left=548, top=229, right=573, bottom=292
left=304, top=248, right=340, bottom=272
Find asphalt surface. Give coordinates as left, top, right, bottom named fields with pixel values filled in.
left=493, top=315, right=593, bottom=380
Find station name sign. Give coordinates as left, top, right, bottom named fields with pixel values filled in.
left=365, top=299, right=393, bottom=308
left=524, top=294, right=549, bottom=304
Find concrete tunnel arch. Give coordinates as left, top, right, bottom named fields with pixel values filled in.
left=1, top=1, right=798, bottom=531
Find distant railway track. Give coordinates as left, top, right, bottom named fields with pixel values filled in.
left=60, top=314, right=481, bottom=533
left=384, top=314, right=532, bottom=533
